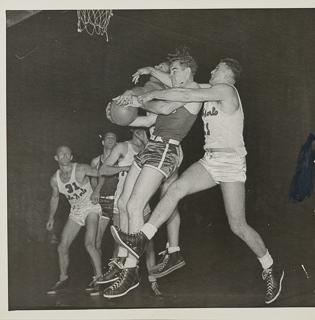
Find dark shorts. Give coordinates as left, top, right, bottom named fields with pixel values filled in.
left=134, top=139, right=181, bottom=179
left=99, top=196, right=115, bottom=219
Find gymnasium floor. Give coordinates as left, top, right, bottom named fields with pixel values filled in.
left=8, top=208, right=315, bottom=312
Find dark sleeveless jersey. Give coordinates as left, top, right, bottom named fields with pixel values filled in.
left=96, top=155, right=119, bottom=197
left=153, top=106, right=198, bottom=142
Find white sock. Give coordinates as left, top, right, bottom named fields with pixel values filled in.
left=168, top=246, right=180, bottom=253
left=117, top=246, right=128, bottom=258
left=124, top=257, right=138, bottom=268
left=141, top=223, right=157, bottom=240
left=258, top=250, right=273, bottom=270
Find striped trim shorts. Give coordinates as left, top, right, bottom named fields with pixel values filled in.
left=134, top=140, right=181, bottom=179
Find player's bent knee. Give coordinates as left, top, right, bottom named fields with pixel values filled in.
left=126, top=198, right=142, bottom=216
left=229, top=220, right=247, bottom=238
left=57, top=243, right=67, bottom=256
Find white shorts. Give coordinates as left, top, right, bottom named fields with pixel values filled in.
left=198, top=151, right=246, bottom=184
left=69, top=202, right=102, bottom=226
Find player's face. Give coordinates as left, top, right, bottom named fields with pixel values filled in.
left=170, top=61, right=187, bottom=88
left=56, top=146, right=72, bottom=164
left=103, top=133, right=117, bottom=149
left=209, top=63, right=229, bottom=85
left=155, top=62, right=170, bottom=73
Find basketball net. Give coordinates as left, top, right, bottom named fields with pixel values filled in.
left=77, top=10, right=113, bottom=40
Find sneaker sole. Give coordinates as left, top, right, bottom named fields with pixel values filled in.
left=96, top=276, right=119, bottom=284
left=265, top=270, right=284, bottom=304
left=103, top=281, right=140, bottom=299
left=47, top=289, right=66, bottom=295
left=89, top=290, right=104, bottom=296
left=110, top=226, right=139, bottom=259
left=152, top=261, right=186, bottom=279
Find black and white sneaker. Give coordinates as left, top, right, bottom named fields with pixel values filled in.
left=262, top=264, right=284, bottom=304
left=96, top=257, right=125, bottom=284
left=150, top=250, right=185, bottom=278
left=103, top=267, right=140, bottom=298
left=110, top=226, right=149, bottom=259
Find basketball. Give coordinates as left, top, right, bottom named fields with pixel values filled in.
left=108, top=99, right=138, bottom=126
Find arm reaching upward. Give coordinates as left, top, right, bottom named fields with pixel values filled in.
left=132, top=67, right=172, bottom=88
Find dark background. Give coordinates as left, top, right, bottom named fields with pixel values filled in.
left=6, top=9, right=315, bottom=309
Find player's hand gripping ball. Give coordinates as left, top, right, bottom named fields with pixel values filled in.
left=107, top=100, right=138, bottom=126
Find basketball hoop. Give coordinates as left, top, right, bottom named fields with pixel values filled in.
left=77, top=10, right=113, bottom=40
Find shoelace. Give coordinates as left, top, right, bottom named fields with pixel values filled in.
left=109, top=269, right=127, bottom=290
left=157, top=254, right=170, bottom=271
left=104, top=258, right=121, bottom=275
left=263, top=269, right=276, bottom=295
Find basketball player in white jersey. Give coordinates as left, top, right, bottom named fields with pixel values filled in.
left=97, top=128, right=157, bottom=297
left=46, top=146, right=108, bottom=295
left=113, top=59, right=284, bottom=304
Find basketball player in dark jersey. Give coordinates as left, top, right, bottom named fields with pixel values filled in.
left=106, top=47, right=202, bottom=298
left=111, top=61, right=186, bottom=282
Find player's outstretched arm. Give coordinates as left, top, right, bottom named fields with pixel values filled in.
left=99, top=143, right=130, bottom=176
left=139, top=84, right=231, bottom=104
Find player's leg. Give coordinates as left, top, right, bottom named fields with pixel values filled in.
left=98, top=211, right=122, bottom=286
left=127, top=166, right=165, bottom=233
left=150, top=168, right=185, bottom=278
left=161, top=169, right=180, bottom=248
left=47, top=218, right=81, bottom=294
left=114, top=167, right=164, bottom=269
left=104, top=168, right=164, bottom=299
left=85, top=211, right=110, bottom=296
left=96, top=217, right=110, bottom=257
left=111, top=211, right=120, bottom=258
left=117, top=163, right=142, bottom=234
left=148, top=162, right=217, bottom=230
left=87, top=216, right=110, bottom=294
left=84, top=212, right=103, bottom=278
left=144, top=212, right=156, bottom=271
left=112, top=161, right=217, bottom=260
left=221, top=181, right=284, bottom=304
left=96, top=197, right=115, bottom=257
left=143, top=211, right=164, bottom=298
